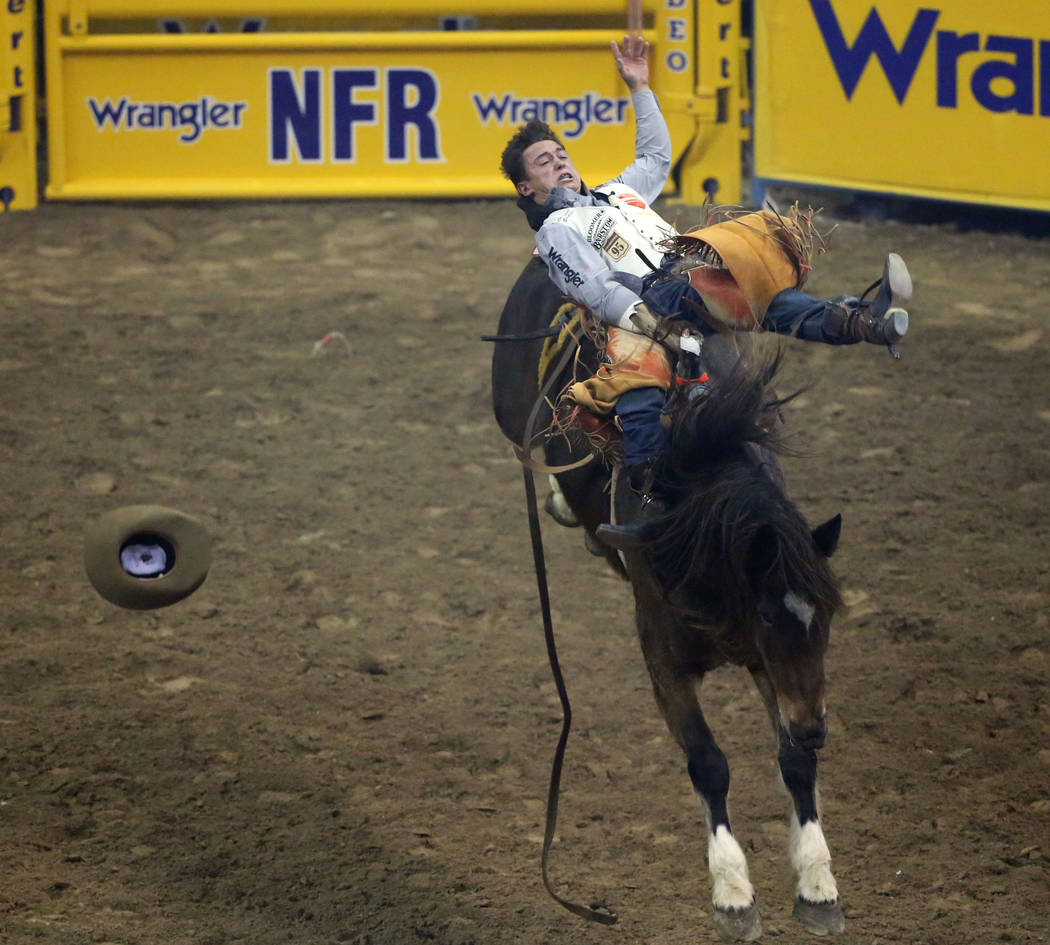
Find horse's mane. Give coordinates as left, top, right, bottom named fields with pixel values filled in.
left=649, top=353, right=842, bottom=629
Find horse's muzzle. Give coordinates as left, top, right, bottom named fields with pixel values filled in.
left=788, top=716, right=827, bottom=751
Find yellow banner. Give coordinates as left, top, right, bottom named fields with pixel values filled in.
left=42, top=2, right=748, bottom=204
left=48, top=34, right=653, bottom=199
left=1, top=0, right=37, bottom=210
left=754, top=0, right=1050, bottom=212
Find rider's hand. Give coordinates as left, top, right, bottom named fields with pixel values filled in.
left=611, top=35, right=650, bottom=92
left=628, top=302, right=661, bottom=337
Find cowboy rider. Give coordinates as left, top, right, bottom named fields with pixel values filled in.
left=500, top=35, right=913, bottom=546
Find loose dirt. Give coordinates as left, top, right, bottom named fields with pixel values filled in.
left=1, top=196, right=1048, bottom=945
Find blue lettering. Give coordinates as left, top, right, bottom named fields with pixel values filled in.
left=560, top=99, right=582, bottom=137
left=89, top=96, right=127, bottom=129
left=1043, top=41, right=1050, bottom=117
left=814, top=5, right=1050, bottom=119
left=13, top=64, right=23, bottom=88
left=159, top=17, right=264, bottom=33
left=667, top=50, right=688, bottom=72
left=971, top=36, right=1034, bottom=115
left=7, top=0, right=25, bottom=13
left=471, top=93, right=512, bottom=122
left=177, top=103, right=201, bottom=142
left=548, top=248, right=584, bottom=288
left=269, top=68, right=321, bottom=163
left=88, top=95, right=246, bottom=143
left=471, top=91, right=628, bottom=138
left=11, top=31, right=23, bottom=49
left=332, top=68, right=378, bottom=162
left=935, top=31, right=980, bottom=108
left=387, top=68, right=440, bottom=161
left=809, top=0, right=939, bottom=104
left=669, top=18, right=687, bottom=41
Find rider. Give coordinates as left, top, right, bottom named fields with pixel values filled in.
left=500, top=35, right=912, bottom=547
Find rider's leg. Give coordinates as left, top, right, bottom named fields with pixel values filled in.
left=594, top=387, right=669, bottom=549
left=616, top=386, right=668, bottom=474
left=562, top=323, right=674, bottom=549
left=764, top=254, right=912, bottom=346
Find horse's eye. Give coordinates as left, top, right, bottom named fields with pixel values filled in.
left=756, top=601, right=777, bottom=627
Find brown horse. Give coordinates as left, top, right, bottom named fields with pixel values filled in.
left=492, top=258, right=847, bottom=940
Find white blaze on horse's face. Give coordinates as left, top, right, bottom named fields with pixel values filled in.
left=783, top=591, right=816, bottom=637
left=757, top=588, right=828, bottom=740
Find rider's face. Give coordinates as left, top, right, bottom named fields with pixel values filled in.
left=516, top=140, right=582, bottom=204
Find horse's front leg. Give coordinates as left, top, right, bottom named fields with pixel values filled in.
left=647, top=667, right=762, bottom=942
left=750, top=667, right=845, bottom=935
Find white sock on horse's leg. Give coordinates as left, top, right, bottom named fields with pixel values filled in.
left=708, top=823, right=755, bottom=911
left=789, top=812, right=839, bottom=904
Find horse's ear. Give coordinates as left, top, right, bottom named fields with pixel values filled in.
left=811, top=514, right=842, bottom=558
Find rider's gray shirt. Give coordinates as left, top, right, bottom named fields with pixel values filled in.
left=534, top=89, right=673, bottom=328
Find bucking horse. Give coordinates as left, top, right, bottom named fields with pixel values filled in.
left=490, top=241, right=848, bottom=939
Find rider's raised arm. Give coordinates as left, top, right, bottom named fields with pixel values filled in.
left=601, top=38, right=673, bottom=205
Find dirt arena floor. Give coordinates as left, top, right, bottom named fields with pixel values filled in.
left=1, top=193, right=1048, bottom=945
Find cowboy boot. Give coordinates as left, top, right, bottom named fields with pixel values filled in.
left=595, top=461, right=667, bottom=550
left=825, top=253, right=913, bottom=351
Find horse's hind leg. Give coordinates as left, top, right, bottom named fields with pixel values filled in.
left=648, top=669, right=762, bottom=941
left=750, top=668, right=845, bottom=936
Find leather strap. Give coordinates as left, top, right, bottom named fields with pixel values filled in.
left=516, top=324, right=617, bottom=926
left=513, top=444, right=594, bottom=474
left=515, top=317, right=597, bottom=475
left=521, top=466, right=617, bottom=926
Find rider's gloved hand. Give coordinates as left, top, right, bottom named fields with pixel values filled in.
left=627, top=301, right=661, bottom=338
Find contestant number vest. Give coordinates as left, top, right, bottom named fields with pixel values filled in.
left=547, top=185, right=674, bottom=278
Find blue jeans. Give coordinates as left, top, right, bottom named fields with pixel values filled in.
left=764, top=288, right=858, bottom=345
left=615, top=386, right=668, bottom=470
left=643, top=280, right=857, bottom=345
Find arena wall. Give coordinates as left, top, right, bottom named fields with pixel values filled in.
left=753, top=0, right=1050, bottom=213
left=12, top=1, right=1048, bottom=213
left=37, top=0, right=744, bottom=205
left=0, top=0, right=37, bottom=210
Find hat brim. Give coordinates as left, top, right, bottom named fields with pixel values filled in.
left=84, top=505, right=212, bottom=610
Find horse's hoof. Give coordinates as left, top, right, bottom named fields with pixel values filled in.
left=712, top=902, right=762, bottom=942
left=544, top=487, right=580, bottom=527
left=792, top=898, right=845, bottom=935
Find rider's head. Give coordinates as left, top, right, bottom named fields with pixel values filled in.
left=500, top=120, right=582, bottom=205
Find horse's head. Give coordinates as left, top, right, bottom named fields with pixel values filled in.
left=650, top=354, right=844, bottom=750
left=749, top=514, right=842, bottom=750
